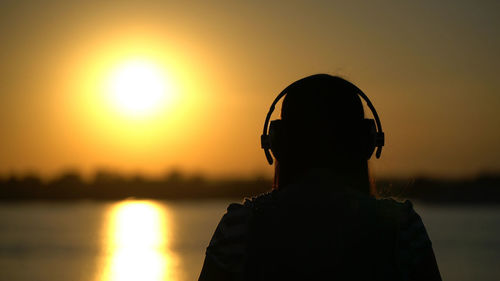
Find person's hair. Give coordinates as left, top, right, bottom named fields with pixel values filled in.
left=273, top=74, right=373, bottom=194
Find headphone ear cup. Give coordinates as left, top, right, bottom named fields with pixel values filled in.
left=269, top=120, right=284, bottom=160
left=362, top=119, right=377, bottom=159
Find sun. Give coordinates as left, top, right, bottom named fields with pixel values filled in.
left=106, top=59, right=172, bottom=117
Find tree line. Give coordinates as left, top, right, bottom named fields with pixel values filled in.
left=1, top=169, right=499, bottom=203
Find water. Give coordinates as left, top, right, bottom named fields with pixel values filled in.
left=0, top=200, right=498, bottom=281
left=414, top=204, right=500, bottom=281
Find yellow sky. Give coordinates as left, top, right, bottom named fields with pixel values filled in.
left=0, top=0, right=499, bottom=179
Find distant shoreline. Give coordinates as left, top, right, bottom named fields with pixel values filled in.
left=1, top=171, right=499, bottom=204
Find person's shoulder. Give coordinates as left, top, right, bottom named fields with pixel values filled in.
left=216, top=190, right=279, bottom=228
left=374, top=197, right=430, bottom=240
left=204, top=203, right=249, bottom=272
left=242, top=189, right=279, bottom=210
left=375, top=198, right=434, bottom=270
left=205, top=191, right=278, bottom=272
left=375, top=197, right=418, bottom=224
left=382, top=199, right=436, bottom=277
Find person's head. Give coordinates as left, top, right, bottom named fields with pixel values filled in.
left=268, top=74, right=377, bottom=194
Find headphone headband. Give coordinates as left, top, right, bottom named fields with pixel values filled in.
left=261, top=76, right=385, bottom=165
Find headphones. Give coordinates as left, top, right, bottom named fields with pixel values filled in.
left=260, top=76, right=385, bottom=165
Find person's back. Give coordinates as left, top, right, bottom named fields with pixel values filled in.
left=199, top=74, right=441, bottom=281
left=246, top=174, right=440, bottom=280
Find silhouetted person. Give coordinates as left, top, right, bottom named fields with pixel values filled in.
left=199, top=74, right=441, bottom=281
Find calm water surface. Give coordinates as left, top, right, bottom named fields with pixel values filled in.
left=0, top=200, right=498, bottom=281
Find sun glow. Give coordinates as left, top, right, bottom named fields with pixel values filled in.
left=71, top=37, right=212, bottom=172
left=106, top=59, right=174, bottom=117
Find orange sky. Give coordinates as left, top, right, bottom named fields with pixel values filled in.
left=1, top=0, right=499, bottom=179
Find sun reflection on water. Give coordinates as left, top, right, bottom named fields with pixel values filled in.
left=98, top=200, right=179, bottom=281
